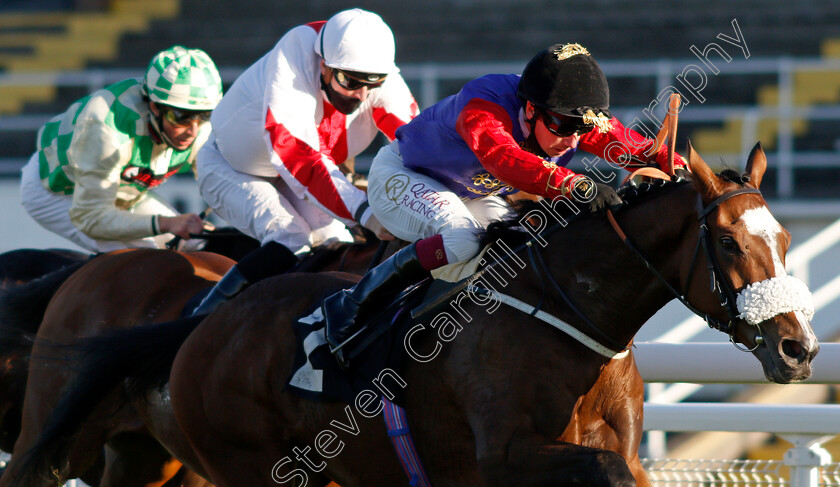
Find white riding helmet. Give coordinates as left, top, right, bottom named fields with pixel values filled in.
left=314, top=8, right=399, bottom=75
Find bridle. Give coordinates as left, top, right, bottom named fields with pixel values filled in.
left=443, top=183, right=768, bottom=358
left=497, top=92, right=771, bottom=354
left=606, top=186, right=765, bottom=352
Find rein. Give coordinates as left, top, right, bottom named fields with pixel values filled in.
left=526, top=244, right=631, bottom=354
left=165, top=207, right=213, bottom=250
left=468, top=285, right=629, bottom=359
left=605, top=187, right=764, bottom=351
left=461, top=210, right=635, bottom=359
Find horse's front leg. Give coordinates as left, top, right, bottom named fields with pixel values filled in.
left=476, top=433, right=637, bottom=487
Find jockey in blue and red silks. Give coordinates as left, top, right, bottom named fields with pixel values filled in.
left=322, top=42, right=688, bottom=368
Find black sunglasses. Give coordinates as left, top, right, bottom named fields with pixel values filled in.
left=332, top=69, right=387, bottom=91
left=162, top=106, right=212, bottom=127
left=540, top=109, right=594, bottom=137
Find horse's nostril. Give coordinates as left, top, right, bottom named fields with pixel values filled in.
left=781, top=339, right=805, bottom=363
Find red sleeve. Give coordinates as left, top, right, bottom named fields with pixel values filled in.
left=265, top=109, right=353, bottom=220
left=578, top=117, right=686, bottom=172
left=372, top=100, right=418, bottom=141
left=454, top=98, right=581, bottom=199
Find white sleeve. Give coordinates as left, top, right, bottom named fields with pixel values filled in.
left=261, top=27, right=368, bottom=224
left=67, top=114, right=154, bottom=240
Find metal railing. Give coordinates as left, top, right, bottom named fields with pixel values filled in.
left=1, top=57, right=838, bottom=486
left=636, top=342, right=840, bottom=487
left=2, top=56, right=840, bottom=196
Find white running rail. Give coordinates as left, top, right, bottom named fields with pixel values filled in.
left=636, top=343, right=840, bottom=487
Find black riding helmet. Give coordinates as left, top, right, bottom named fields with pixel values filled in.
left=517, top=43, right=613, bottom=132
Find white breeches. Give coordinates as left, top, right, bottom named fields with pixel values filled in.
left=196, top=135, right=353, bottom=254
left=367, top=141, right=515, bottom=263
left=20, top=154, right=185, bottom=253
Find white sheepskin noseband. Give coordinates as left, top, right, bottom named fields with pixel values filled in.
left=736, top=275, right=815, bottom=325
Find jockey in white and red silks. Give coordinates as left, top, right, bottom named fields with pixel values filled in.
left=191, top=8, right=418, bottom=316
left=323, top=42, right=688, bottom=368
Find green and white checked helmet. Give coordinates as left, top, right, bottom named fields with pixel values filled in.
left=143, top=46, right=223, bottom=110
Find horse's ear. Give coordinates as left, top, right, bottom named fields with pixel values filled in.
left=744, top=142, right=766, bottom=189
left=687, top=140, right=721, bottom=200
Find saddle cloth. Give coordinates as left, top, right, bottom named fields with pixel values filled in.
left=285, top=301, right=415, bottom=406
left=285, top=247, right=491, bottom=404
left=286, top=297, right=436, bottom=487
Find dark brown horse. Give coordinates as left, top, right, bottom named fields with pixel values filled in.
left=0, top=248, right=90, bottom=288
left=11, top=143, right=818, bottom=487
left=0, top=238, right=253, bottom=487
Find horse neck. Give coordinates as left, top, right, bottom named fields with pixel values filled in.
left=525, top=184, right=699, bottom=348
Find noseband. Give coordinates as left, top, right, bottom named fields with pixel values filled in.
left=607, top=187, right=764, bottom=352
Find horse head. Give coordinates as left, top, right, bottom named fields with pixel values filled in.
left=684, top=141, right=818, bottom=383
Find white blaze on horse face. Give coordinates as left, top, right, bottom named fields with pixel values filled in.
left=740, top=206, right=786, bottom=277
left=739, top=206, right=818, bottom=347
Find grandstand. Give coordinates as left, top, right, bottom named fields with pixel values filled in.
left=2, top=0, right=840, bottom=198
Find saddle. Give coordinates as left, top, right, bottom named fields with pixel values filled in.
left=285, top=275, right=467, bottom=406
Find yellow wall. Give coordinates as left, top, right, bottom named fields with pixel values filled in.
left=693, top=38, right=840, bottom=154
left=0, top=0, right=179, bottom=113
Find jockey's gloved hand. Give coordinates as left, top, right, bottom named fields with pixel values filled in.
left=570, top=178, right=623, bottom=213
left=672, top=167, right=691, bottom=182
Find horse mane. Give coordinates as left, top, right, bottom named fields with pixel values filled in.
left=718, top=168, right=751, bottom=185
left=195, top=227, right=260, bottom=261
left=0, top=248, right=89, bottom=283
left=481, top=179, right=691, bottom=248
left=0, top=258, right=93, bottom=358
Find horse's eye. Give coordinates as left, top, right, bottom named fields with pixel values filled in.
left=720, top=236, right=738, bottom=250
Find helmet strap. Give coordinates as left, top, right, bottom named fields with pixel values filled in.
left=519, top=130, right=549, bottom=159
left=519, top=103, right=549, bottom=158
left=148, top=104, right=180, bottom=149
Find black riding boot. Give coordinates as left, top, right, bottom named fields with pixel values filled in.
left=323, top=243, right=428, bottom=368
left=191, top=241, right=298, bottom=316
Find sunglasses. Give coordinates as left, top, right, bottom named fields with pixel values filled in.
left=332, top=69, right=387, bottom=91
left=162, top=107, right=212, bottom=127
left=540, top=109, right=594, bottom=137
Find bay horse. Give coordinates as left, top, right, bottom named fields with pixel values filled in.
left=0, top=236, right=251, bottom=485
left=0, top=249, right=92, bottom=453
left=0, top=249, right=234, bottom=487
left=0, top=234, right=250, bottom=484
left=0, top=231, right=391, bottom=487
left=11, top=143, right=818, bottom=487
